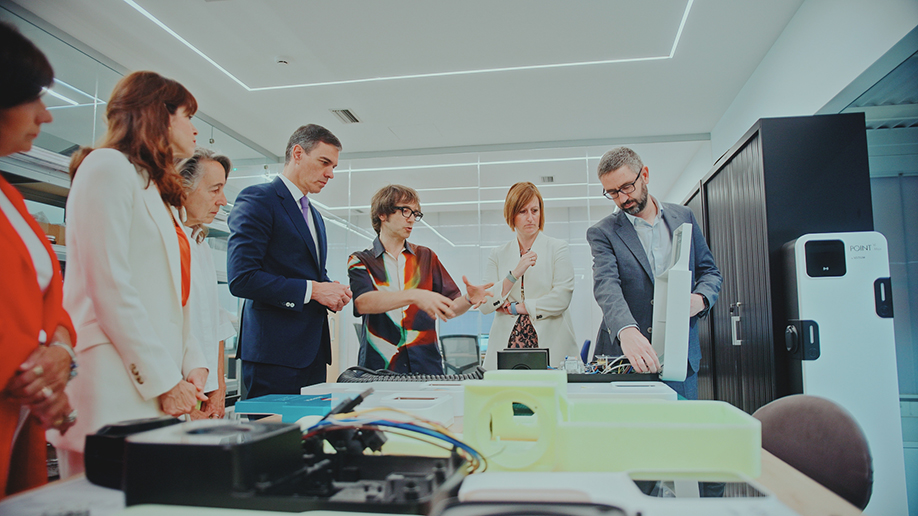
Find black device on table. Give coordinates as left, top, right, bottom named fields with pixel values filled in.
left=85, top=401, right=468, bottom=513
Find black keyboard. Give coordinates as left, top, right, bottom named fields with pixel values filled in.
left=337, top=366, right=485, bottom=383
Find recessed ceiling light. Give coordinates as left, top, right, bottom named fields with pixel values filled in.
left=331, top=109, right=361, bottom=124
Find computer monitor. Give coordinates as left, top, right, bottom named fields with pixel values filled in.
left=650, top=222, right=692, bottom=382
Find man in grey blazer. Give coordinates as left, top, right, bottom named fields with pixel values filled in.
left=587, top=147, right=722, bottom=399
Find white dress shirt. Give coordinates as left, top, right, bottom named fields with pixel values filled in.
left=278, top=174, right=319, bottom=303
left=624, top=196, right=673, bottom=277
left=0, top=189, right=53, bottom=291
left=185, top=226, right=237, bottom=392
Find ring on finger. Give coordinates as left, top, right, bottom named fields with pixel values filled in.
left=41, top=386, right=53, bottom=399
left=32, top=365, right=44, bottom=377
left=64, top=409, right=78, bottom=424
left=53, top=418, right=64, bottom=427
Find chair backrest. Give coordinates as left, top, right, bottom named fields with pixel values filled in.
left=580, top=339, right=595, bottom=364
left=752, top=394, right=873, bottom=509
left=439, top=334, right=480, bottom=374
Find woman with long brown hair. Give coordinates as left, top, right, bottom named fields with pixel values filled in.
left=47, top=71, right=209, bottom=477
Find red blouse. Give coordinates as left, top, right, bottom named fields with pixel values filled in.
left=173, top=218, right=191, bottom=307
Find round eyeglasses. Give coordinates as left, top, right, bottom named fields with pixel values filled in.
left=394, top=206, right=423, bottom=221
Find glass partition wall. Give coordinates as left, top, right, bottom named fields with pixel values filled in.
left=232, top=147, right=623, bottom=370
left=0, top=6, right=277, bottom=396
left=4, top=4, right=705, bottom=376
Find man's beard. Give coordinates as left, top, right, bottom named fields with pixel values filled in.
left=621, top=187, right=648, bottom=215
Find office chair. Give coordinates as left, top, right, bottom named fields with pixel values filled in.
left=439, top=334, right=481, bottom=374
left=580, top=339, right=595, bottom=364
left=752, top=394, right=873, bottom=509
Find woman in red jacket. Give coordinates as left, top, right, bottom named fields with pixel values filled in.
left=0, top=22, right=78, bottom=497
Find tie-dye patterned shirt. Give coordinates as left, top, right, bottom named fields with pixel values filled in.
left=348, top=238, right=460, bottom=374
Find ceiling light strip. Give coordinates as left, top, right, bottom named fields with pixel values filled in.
left=419, top=219, right=456, bottom=247
left=248, top=55, right=671, bottom=92
left=320, top=193, right=606, bottom=213
left=229, top=155, right=601, bottom=181
left=670, top=0, right=694, bottom=58
left=53, top=79, right=106, bottom=103
left=122, top=0, right=251, bottom=91
left=343, top=156, right=596, bottom=174
left=323, top=217, right=374, bottom=241
left=48, top=103, right=102, bottom=110
left=44, top=89, right=78, bottom=106
left=125, top=0, right=692, bottom=92
left=309, top=198, right=376, bottom=241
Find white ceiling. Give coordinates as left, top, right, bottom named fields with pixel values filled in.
left=11, top=0, right=804, bottom=154
left=7, top=0, right=806, bottom=217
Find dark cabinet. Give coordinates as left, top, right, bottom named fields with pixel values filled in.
left=687, top=113, right=873, bottom=413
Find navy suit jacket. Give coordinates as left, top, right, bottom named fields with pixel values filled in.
left=227, top=176, right=331, bottom=369
left=587, top=202, right=722, bottom=388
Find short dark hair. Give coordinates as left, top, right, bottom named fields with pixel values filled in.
left=370, top=184, right=420, bottom=235
left=597, top=146, right=644, bottom=179
left=0, top=21, right=54, bottom=109
left=284, top=124, right=342, bottom=164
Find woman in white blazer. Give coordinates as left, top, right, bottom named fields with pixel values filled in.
left=480, top=182, right=578, bottom=370
left=48, top=71, right=208, bottom=477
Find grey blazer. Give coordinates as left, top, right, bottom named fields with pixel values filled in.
left=586, top=202, right=722, bottom=383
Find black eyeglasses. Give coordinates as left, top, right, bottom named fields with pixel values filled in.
left=602, top=171, right=642, bottom=200
left=394, top=206, right=423, bottom=221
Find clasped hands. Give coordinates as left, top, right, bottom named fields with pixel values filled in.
left=312, top=280, right=353, bottom=312
left=159, top=367, right=209, bottom=417
left=3, top=327, right=77, bottom=433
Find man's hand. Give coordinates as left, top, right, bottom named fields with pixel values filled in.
left=463, top=276, right=494, bottom=307
left=512, top=250, right=538, bottom=279
left=619, top=326, right=660, bottom=373
left=159, top=379, right=208, bottom=417
left=689, top=293, right=706, bottom=317
left=412, top=290, right=456, bottom=321
left=312, top=281, right=353, bottom=311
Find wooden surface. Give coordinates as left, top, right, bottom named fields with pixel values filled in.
left=757, top=449, right=864, bottom=516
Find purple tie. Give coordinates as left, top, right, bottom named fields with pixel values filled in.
left=299, top=196, right=311, bottom=228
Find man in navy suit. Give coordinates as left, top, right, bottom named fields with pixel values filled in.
left=228, top=124, right=352, bottom=398
left=587, top=147, right=722, bottom=399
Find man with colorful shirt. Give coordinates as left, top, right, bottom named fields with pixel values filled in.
left=348, top=185, right=493, bottom=374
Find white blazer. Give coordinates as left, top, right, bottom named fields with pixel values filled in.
left=480, top=232, right=578, bottom=370
left=49, top=149, right=206, bottom=453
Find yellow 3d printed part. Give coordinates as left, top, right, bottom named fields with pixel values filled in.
left=463, top=370, right=761, bottom=478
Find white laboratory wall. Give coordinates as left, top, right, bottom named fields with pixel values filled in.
left=710, top=0, right=918, bottom=160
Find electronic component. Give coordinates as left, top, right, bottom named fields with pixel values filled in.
left=337, top=366, right=485, bottom=382
left=84, top=416, right=181, bottom=489
left=115, top=413, right=469, bottom=513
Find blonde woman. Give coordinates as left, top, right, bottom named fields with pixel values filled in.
left=480, top=182, right=578, bottom=370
